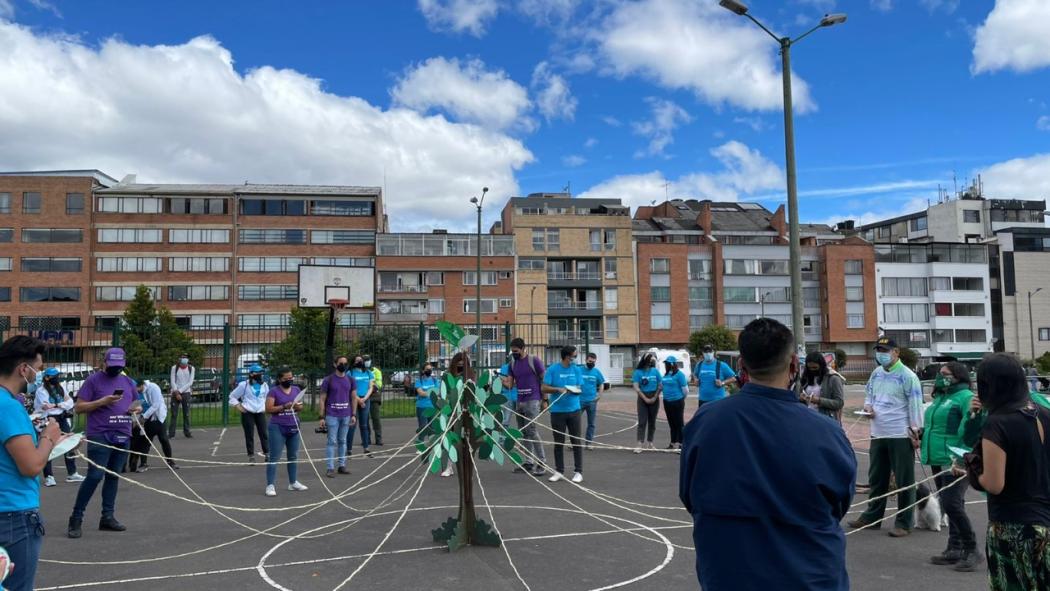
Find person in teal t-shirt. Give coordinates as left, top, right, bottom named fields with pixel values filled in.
left=579, top=352, right=606, bottom=449
left=499, top=361, right=519, bottom=434
left=633, top=352, right=662, bottom=452
left=542, top=345, right=585, bottom=483
left=414, top=363, right=440, bottom=442
left=692, top=344, right=737, bottom=406
left=661, top=355, right=689, bottom=452
left=346, top=356, right=374, bottom=456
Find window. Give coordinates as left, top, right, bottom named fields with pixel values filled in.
left=689, top=314, right=713, bottom=330
left=96, top=228, right=160, bottom=243
left=175, top=314, right=227, bottom=329
left=759, top=260, right=789, bottom=275
left=956, top=329, right=987, bottom=343
left=169, top=229, right=230, bottom=243
left=238, top=229, right=307, bottom=244
left=650, top=258, right=670, bottom=274
left=22, top=192, right=41, bottom=214
left=426, top=272, right=445, bottom=286
left=96, top=196, right=163, bottom=213
left=0, top=258, right=10, bottom=271
left=882, top=277, right=927, bottom=297
left=689, top=287, right=712, bottom=308
left=650, top=286, right=671, bottom=302
left=929, top=277, right=951, bottom=292
left=167, top=197, right=228, bottom=215
left=463, top=271, right=497, bottom=286
left=761, top=287, right=790, bottom=303
left=844, top=260, right=863, bottom=274
left=933, top=302, right=952, bottom=316
left=66, top=193, right=85, bottom=215
left=589, top=230, right=602, bottom=252
left=953, top=303, right=985, bottom=317
left=845, top=287, right=864, bottom=301
left=725, top=314, right=758, bottom=329
left=546, top=228, right=560, bottom=251
left=312, top=257, right=373, bottom=267
left=847, top=314, right=865, bottom=328
left=167, top=285, right=229, bottom=301
left=428, top=299, right=445, bottom=314
left=18, top=316, right=80, bottom=330
left=239, top=199, right=307, bottom=216
left=238, top=257, right=304, bottom=272
left=0, top=229, right=11, bottom=242
left=311, top=230, right=375, bottom=244
left=951, top=277, right=984, bottom=291
left=604, top=258, right=618, bottom=280
left=883, top=303, right=929, bottom=323
left=519, top=257, right=545, bottom=271
left=498, top=271, right=512, bottom=280
left=1039, top=328, right=1050, bottom=341
left=801, top=261, right=821, bottom=281
left=909, top=217, right=928, bottom=231
left=963, top=210, right=981, bottom=223
left=933, top=329, right=954, bottom=343
left=688, top=259, right=710, bottom=280
left=96, top=286, right=153, bottom=302
left=237, top=314, right=291, bottom=327
left=20, top=287, right=80, bottom=302
left=96, top=257, right=162, bottom=272
left=0, top=316, right=8, bottom=330
left=0, top=193, right=9, bottom=213
left=170, top=257, right=230, bottom=272
left=724, top=287, right=757, bottom=303
left=606, top=316, right=619, bottom=339
left=24, top=228, right=83, bottom=243
left=499, top=298, right=513, bottom=308
left=532, top=229, right=545, bottom=251
left=463, top=299, right=498, bottom=314
left=20, top=258, right=82, bottom=272
left=238, top=285, right=298, bottom=300
left=803, top=287, right=821, bottom=307
left=310, top=200, right=374, bottom=216
left=724, top=259, right=756, bottom=275
left=650, top=314, right=671, bottom=330
left=605, top=288, right=618, bottom=310
left=0, top=288, right=9, bottom=302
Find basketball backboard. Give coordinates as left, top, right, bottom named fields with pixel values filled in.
left=297, top=265, right=375, bottom=308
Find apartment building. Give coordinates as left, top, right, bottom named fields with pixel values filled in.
left=500, top=193, right=637, bottom=375
left=992, top=227, right=1050, bottom=360
left=633, top=199, right=878, bottom=358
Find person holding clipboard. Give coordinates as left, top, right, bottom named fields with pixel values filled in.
left=264, top=368, right=308, bottom=497
left=542, top=346, right=585, bottom=483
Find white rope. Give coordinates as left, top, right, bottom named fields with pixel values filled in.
left=468, top=447, right=532, bottom=591
left=849, top=469, right=942, bottom=508
left=846, top=474, right=967, bottom=535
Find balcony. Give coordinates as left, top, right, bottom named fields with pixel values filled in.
left=377, top=284, right=428, bottom=294
left=549, top=330, right=605, bottom=344
left=547, top=301, right=603, bottom=318
left=546, top=271, right=602, bottom=288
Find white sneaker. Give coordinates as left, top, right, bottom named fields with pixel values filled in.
left=633, top=444, right=643, bottom=454
left=265, top=485, right=277, bottom=497
left=647, top=442, right=656, bottom=450
left=66, top=473, right=85, bottom=482
left=548, top=472, right=564, bottom=482
left=571, top=472, right=584, bottom=484
left=440, top=467, right=454, bottom=478
left=288, top=481, right=308, bottom=491
left=44, top=475, right=57, bottom=487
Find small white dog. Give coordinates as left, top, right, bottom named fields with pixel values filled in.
left=914, top=483, right=943, bottom=532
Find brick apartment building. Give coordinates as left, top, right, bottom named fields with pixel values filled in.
left=633, top=199, right=878, bottom=359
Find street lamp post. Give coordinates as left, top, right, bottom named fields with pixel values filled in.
left=1029, top=288, right=1043, bottom=361
left=470, top=188, right=489, bottom=369
left=719, top=0, right=846, bottom=353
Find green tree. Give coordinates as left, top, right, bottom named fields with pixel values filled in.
left=119, top=285, right=203, bottom=378
left=262, top=307, right=339, bottom=378
left=899, top=347, right=919, bottom=371
left=353, top=325, right=419, bottom=371
left=688, top=325, right=738, bottom=358
left=1035, top=352, right=1050, bottom=376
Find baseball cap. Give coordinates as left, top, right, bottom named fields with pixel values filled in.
left=249, top=364, right=263, bottom=373
left=104, top=347, right=127, bottom=368
left=874, top=337, right=897, bottom=351
left=702, top=344, right=714, bottom=353
left=43, top=367, right=61, bottom=377
left=666, top=355, right=678, bottom=364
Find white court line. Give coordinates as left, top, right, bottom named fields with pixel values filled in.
left=211, top=427, right=227, bottom=457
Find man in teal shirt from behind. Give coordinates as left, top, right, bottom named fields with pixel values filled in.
left=579, top=351, right=606, bottom=450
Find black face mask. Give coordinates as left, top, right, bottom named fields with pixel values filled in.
left=47, top=377, right=61, bottom=386
left=105, top=366, right=122, bottom=378
left=511, top=352, right=522, bottom=361
left=666, top=364, right=676, bottom=373
left=586, top=362, right=595, bottom=369
left=336, top=363, right=347, bottom=373
left=250, top=374, right=262, bottom=384
left=423, top=369, right=433, bottom=377
left=280, top=379, right=293, bottom=389
left=453, top=366, right=464, bottom=375
left=355, top=361, right=365, bottom=369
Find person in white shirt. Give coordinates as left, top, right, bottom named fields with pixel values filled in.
left=34, top=367, right=84, bottom=486
left=169, top=354, right=195, bottom=439
left=131, top=379, right=177, bottom=471
left=229, top=364, right=269, bottom=464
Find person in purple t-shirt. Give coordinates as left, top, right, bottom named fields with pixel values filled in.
left=264, top=368, right=308, bottom=497
left=319, top=356, right=357, bottom=478
left=68, top=347, right=140, bottom=539
left=502, top=338, right=548, bottom=477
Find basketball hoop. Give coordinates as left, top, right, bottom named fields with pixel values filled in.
left=327, top=298, right=349, bottom=324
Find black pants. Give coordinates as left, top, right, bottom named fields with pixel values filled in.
left=636, top=397, right=658, bottom=443
left=129, top=419, right=174, bottom=469
left=129, top=426, right=148, bottom=472
left=860, top=437, right=916, bottom=529
left=369, top=399, right=382, bottom=445
left=168, top=394, right=191, bottom=437
left=550, top=411, right=582, bottom=474
left=663, top=398, right=685, bottom=445
left=241, top=411, right=269, bottom=457
left=933, top=466, right=976, bottom=551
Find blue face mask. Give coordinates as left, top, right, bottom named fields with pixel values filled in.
left=24, top=366, right=42, bottom=395
left=875, top=351, right=892, bottom=366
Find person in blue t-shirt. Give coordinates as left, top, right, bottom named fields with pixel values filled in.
left=542, top=345, right=585, bottom=483
left=346, top=356, right=374, bottom=457
left=579, top=352, right=607, bottom=449
left=632, top=352, right=662, bottom=453
left=692, top=344, right=737, bottom=407
left=414, top=362, right=440, bottom=442
left=498, top=360, right=519, bottom=438
left=661, top=355, right=689, bottom=452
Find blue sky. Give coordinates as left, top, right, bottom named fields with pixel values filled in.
left=1, top=0, right=1048, bottom=231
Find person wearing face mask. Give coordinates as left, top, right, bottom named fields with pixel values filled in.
left=848, top=337, right=924, bottom=538
left=632, top=353, right=662, bottom=453
left=229, top=364, right=269, bottom=464
left=363, top=355, right=384, bottom=447
left=579, top=352, right=606, bottom=450
left=319, top=356, right=356, bottom=478
left=345, top=356, right=374, bottom=458
left=796, top=352, right=845, bottom=423
left=502, top=338, right=547, bottom=477
left=128, top=379, right=178, bottom=473
left=919, top=362, right=981, bottom=571
left=68, top=348, right=140, bottom=539
left=692, top=345, right=737, bottom=408
left=168, top=353, right=195, bottom=439
left=35, top=368, right=83, bottom=486
left=661, top=356, right=689, bottom=452
left=542, top=346, right=586, bottom=483
left=264, top=368, right=308, bottom=496
left=414, top=363, right=440, bottom=442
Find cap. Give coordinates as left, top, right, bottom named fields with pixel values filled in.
left=104, top=348, right=126, bottom=368
left=249, top=364, right=264, bottom=373
left=874, top=337, right=897, bottom=351
left=43, top=367, right=61, bottom=377
left=702, top=344, right=714, bottom=353
left=665, top=355, right=678, bottom=364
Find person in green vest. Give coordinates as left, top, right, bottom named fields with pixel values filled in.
left=920, top=362, right=981, bottom=571
left=364, top=355, right=384, bottom=446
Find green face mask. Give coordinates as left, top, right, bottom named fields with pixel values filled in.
left=935, top=375, right=952, bottom=390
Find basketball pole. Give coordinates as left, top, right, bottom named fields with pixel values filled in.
left=325, top=304, right=336, bottom=377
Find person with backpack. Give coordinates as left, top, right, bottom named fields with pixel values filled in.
left=796, top=352, right=845, bottom=423
left=692, top=345, right=737, bottom=407
left=502, top=338, right=547, bottom=477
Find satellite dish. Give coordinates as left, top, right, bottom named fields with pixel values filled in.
left=378, top=302, right=391, bottom=314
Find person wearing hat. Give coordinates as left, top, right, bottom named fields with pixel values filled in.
left=229, top=364, right=270, bottom=464
left=661, top=355, right=689, bottom=452
left=692, top=345, right=737, bottom=407
left=169, top=353, right=195, bottom=439
left=34, top=367, right=83, bottom=486
left=847, top=336, right=924, bottom=538
left=68, top=347, right=140, bottom=538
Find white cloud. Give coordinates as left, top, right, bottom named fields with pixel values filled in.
left=0, top=0, right=15, bottom=19
left=870, top=0, right=893, bottom=12
left=972, top=0, right=1050, bottom=74
left=601, top=115, right=622, bottom=127
left=531, top=61, right=576, bottom=121
left=584, top=137, right=598, bottom=148
left=1038, top=115, right=1050, bottom=131
left=977, top=153, right=1050, bottom=197
left=919, top=0, right=959, bottom=14
left=595, top=0, right=815, bottom=113
left=814, top=196, right=930, bottom=228
left=632, top=97, right=692, bottom=158
left=0, top=21, right=533, bottom=231
left=579, top=140, right=783, bottom=209
left=392, top=56, right=532, bottom=131
left=561, top=154, right=586, bottom=167
left=518, top=0, right=579, bottom=25
left=417, top=0, right=499, bottom=37
left=27, top=0, right=60, bottom=17
left=733, top=116, right=767, bottom=132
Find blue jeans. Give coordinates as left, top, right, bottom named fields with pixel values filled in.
left=346, top=400, right=370, bottom=453
left=266, top=422, right=301, bottom=486
left=325, top=415, right=351, bottom=470
left=72, top=436, right=128, bottom=520
left=581, top=400, right=598, bottom=443
left=0, top=510, right=44, bottom=591
left=416, top=407, right=429, bottom=441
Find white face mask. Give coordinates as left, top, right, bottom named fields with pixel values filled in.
left=704, top=353, right=714, bottom=362
left=179, top=358, right=189, bottom=365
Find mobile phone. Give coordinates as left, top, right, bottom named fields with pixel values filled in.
left=113, top=389, right=124, bottom=397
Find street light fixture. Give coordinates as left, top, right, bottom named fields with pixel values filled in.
left=471, top=187, right=489, bottom=370
left=719, top=0, right=847, bottom=354
left=1029, top=287, right=1044, bottom=361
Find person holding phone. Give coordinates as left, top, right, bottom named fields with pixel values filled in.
left=264, top=368, right=308, bottom=497
left=68, top=348, right=139, bottom=539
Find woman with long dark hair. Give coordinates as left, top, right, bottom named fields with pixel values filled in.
left=970, top=353, right=1050, bottom=588
left=632, top=352, right=662, bottom=453
left=263, top=368, right=308, bottom=497
left=796, top=352, right=845, bottom=422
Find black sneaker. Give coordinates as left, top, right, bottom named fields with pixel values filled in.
left=168, top=462, right=180, bottom=471
left=135, top=465, right=148, bottom=473
left=953, top=550, right=983, bottom=572
left=184, top=432, right=193, bottom=438
left=67, top=516, right=82, bottom=539
left=930, top=549, right=963, bottom=565
left=99, top=516, right=126, bottom=532
left=326, top=469, right=336, bottom=478
left=513, top=464, right=533, bottom=474
left=531, top=466, right=546, bottom=477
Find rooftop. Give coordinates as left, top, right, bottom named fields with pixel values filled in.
left=96, top=182, right=382, bottom=197
left=0, top=169, right=119, bottom=186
